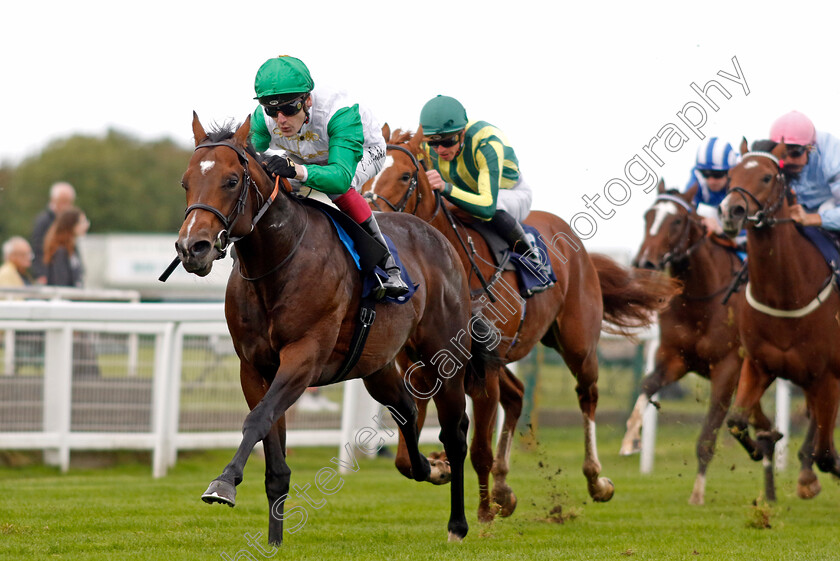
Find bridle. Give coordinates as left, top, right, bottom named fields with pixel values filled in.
left=645, top=194, right=708, bottom=269
left=726, top=151, right=793, bottom=230
left=185, top=140, right=281, bottom=258
left=364, top=144, right=434, bottom=216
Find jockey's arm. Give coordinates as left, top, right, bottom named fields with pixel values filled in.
left=439, top=142, right=503, bottom=221
left=300, top=106, right=364, bottom=194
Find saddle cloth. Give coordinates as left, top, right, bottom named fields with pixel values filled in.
left=304, top=197, right=416, bottom=304
left=799, top=226, right=840, bottom=282
left=470, top=221, right=557, bottom=297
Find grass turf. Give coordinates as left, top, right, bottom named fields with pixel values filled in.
left=1, top=422, right=838, bottom=561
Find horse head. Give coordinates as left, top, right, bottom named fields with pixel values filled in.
left=365, top=128, right=434, bottom=216
left=720, top=139, right=789, bottom=237
left=176, top=113, right=275, bottom=276
left=633, top=178, right=705, bottom=271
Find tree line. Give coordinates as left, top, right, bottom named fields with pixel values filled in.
left=0, top=129, right=193, bottom=242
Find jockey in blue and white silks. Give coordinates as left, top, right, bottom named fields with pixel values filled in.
left=684, top=137, right=739, bottom=234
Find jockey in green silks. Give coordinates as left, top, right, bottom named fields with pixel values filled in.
left=250, top=55, right=408, bottom=299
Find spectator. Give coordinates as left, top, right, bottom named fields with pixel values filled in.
left=0, top=236, right=35, bottom=287
left=30, top=181, right=76, bottom=284
left=43, top=207, right=89, bottom=288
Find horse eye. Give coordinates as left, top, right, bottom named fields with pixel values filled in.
left=226, top=176, right=239, bottom=189
left=763, top=174, right=773, bottom=183
left=401, top=172, right=411, bottom=182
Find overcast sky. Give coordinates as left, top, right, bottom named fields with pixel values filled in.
left=3, top=0, right=839, bottom=255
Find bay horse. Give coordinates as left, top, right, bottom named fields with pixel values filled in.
left=622, top=179, right=775, bottom=503
left=720, top=140, right=839, bottom=501
left=175, top=114, right=484, bottom=544
left=364, top=128, right=680, bottom=521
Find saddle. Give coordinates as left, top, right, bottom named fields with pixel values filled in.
left=469, top=221, right=557, bottom=298
left=798, top=226, right=840, bottom=282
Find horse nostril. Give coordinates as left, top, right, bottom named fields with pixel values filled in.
left=729, top=205, right=746, bottom=220
left=189, top=240, right=212, bottom=259
left=640, top=260, right=657, bottom=270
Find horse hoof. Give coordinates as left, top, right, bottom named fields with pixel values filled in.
left=797, top=472, right=822, bottom=499
left=619, top=438, right=641, bottom=456
left=591, top=477, right=615, bottom=502
left=427, top=457, right=451, bottom=485
left=688, top=492, right=704, bottom=506
left=477, top=507, right=496, bottom=524
left=498, top=492, right=517, bottom=517
left=202, top=479, right=236, bottom=507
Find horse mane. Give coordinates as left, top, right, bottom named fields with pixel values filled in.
left=205, top=121, right=261, bottom=161
left=750, top=139, right=777, bottom=153
left=387, top=128, right=416, bottom=145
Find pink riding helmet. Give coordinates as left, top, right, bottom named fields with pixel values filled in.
left=769, top=110, right=817, bottom=146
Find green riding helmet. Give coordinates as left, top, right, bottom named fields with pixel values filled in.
left=420, top=95, right=468, bottom=138
left=254, top=56, right=315, bottom=100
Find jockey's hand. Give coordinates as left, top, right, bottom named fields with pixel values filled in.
left=426, top=170, right=445, bottom=191
left=790, top=204, right=822, bottom=227
left=263, top=155, right=298, bottom=179
left=701, top=216, right=723, bottom=235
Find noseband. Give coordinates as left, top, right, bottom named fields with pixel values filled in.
left=365, top=145, right=422, bottom=214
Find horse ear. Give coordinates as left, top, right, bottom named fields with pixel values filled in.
left=381, top=123, right=391, bottom=143
left=411, top=127, right=425, bottom=148
left=740, top=137, right=749, bottom=155
left=685, top=183, right=699, bottom=203
left=655, top=177, right=665, bottom=194
left=192, top=111, right=208, bottom=147
left=771, top=140, right=787, bottom=159
left=233, top=115, right=252, bottom=148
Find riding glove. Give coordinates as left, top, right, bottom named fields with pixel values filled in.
left=263, top=155, right=298, bottom=179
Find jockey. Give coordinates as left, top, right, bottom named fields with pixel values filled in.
left=768, top=110, right=840, bottom=232
left=418, top=95, right=553, bottom=291
left=249, top=55, right=408, bottom=299
left=684, top=136, right=739, bottom=235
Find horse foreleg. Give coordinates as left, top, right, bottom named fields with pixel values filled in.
left=690, top=353, right=740, bottom=505
left=796, top=410, right=821, bottom=499
left=727, top=360, right=773, bottom=463
left=467, top=368, right=500, bottom=523
left=491, top=365, right=522, bottom=518
left=263, top=416, right=290, bottom=546
left=203, top=348, right=312, bottom=511
left=432, top=376, right=470, bottom=542
left=620, top=355, right=685, bottom=456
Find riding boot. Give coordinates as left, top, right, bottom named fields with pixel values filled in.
left=490, top=210, right=554, bottom=293
left=360, top=215, right=410, bottom=299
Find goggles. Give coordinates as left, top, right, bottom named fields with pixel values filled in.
left=262, top=96, right=305, bottom=118
left=785, top=144, right=810, bottom=158
left=427, top=134, right=461, bottom=149
left=699, top=169, right=728, bottom=179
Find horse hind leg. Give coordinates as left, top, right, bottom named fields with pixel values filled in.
left=491, top=365, right=523, bottom=518
left=432, top=375, right=470, bottom=542
left=363, top=362, right=431, bottom=484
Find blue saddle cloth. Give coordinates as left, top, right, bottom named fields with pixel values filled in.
left=510, top=224, right=557, bottom=297
left=320, top=211, right=417, bottom=304
left=799, top=226, right=840, bottom=281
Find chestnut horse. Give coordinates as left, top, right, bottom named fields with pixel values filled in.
left=621, top=179, right=775, bottom=503
left=720, top=141, right=839, bottom=501
left=175, top=114, right=485, bottom=544
left=365, top=128, right=679, bottom=521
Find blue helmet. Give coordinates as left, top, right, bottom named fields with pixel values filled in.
left=695, top=137, right=738, bottom=171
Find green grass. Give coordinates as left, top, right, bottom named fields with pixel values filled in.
left=2, top=423, right=838, bottom=561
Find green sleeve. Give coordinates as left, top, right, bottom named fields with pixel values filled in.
left=249, top=106, right=271, bottom=152
left=302, top=105, right=364, bottom=195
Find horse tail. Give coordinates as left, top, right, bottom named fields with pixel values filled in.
left=466, top=313, right=504, bottom=386
left=590, top=253, right=681, bottom=336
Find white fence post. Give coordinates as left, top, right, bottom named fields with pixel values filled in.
left=42, top=325, right=73, bottom=472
